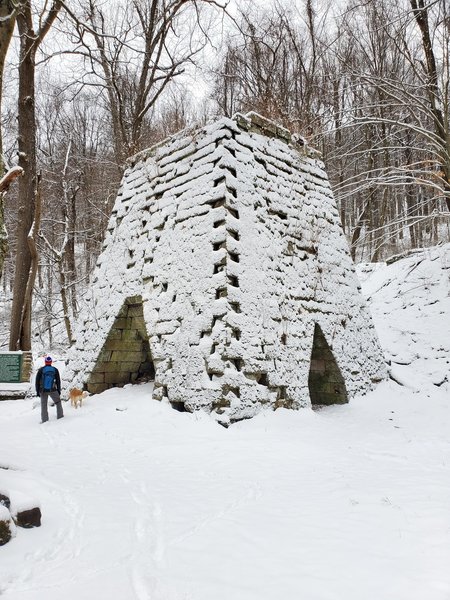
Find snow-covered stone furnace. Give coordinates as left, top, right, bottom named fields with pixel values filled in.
left=65, top=112, right=386, bottom=424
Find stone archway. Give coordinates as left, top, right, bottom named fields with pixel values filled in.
left=87, top=296, right=155, bottom=394
left=308, top=323, right=348, bottom=406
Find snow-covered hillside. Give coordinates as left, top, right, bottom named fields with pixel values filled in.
left=0, top=244, right=449, bottom=600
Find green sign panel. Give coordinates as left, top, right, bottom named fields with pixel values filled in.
left=0, top=353, right=22, bottom=383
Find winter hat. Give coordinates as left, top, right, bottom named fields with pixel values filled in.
left=44, top=356, right=52, bottom=364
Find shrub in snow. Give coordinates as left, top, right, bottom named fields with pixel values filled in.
left=0, top=504, right=15, bottom=545
left=65, top=112, right=386, bottom=424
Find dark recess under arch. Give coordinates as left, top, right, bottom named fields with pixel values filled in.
left=308, top=323, right=348, bottom=406
left=87, top=295, right=155, bottom=394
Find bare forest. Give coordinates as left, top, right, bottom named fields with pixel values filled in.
left=0, top=0, right=449, bottom=351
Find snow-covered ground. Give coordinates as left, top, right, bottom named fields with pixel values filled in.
left=1, top=244, right=449, bottom=600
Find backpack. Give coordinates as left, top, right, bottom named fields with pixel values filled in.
left=42, top=365, right=56, bottom=392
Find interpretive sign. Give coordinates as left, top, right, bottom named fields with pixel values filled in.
left=0, top=352, right=23, bottom=383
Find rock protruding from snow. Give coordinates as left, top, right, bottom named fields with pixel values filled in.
left=15, top=506, right=41, bottom=528
left=0, top=491, right=11, bottom=510
left=65, top=112, right=387, bottom=423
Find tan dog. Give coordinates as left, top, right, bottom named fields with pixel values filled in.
left=69, top=388, right=89, bottom=409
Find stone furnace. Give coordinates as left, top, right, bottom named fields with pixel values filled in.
left=65, top=113, right=386, bottom=424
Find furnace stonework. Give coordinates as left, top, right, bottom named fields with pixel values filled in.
left=65, top=113, right=386, bottom=424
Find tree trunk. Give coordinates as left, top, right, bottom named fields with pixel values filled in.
left=410, top=0, right=450, bottom=212
left=0, top=194, right=6, bottom=278
left=66, top=186, right=78, bottom=318
left=0, top=1, right=18, bottom=281
left=22, top=174, right=42, bottom=350
left=45, top=261, right=53, bottom=348
left=9, top=0, right=62, bottom=349
left=58, top=259, right=73, bottom=344
left=0, top=1, right=16, bottom=175
left=9, top=3, right=36, bottom=350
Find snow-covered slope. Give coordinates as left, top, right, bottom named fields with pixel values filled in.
left=0, top=245, right=449, bottom=600
left=358, top=244, right=450, bottom=390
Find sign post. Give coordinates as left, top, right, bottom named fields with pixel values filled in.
left=0, top=351, right=32, bottom=384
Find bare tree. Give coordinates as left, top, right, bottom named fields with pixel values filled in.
left=63, top=0, right=224, bottom=166
left=39, top=140, right=78, bottom=344
left=0, top=1, right=19, bottom=281
left=9, top=0, right=62, bottom=351
left=213, top=2, right=330, bottom=135
left=212, top=0, right=450, bottom=262
left=0, top=166, right=24, bottom=280
left=322, top=0, right=450, bottom=260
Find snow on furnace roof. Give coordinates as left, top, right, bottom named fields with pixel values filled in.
left=65, top=112, right=386, bottom=424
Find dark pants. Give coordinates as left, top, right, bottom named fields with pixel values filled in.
left=40, top=391, right=63, bottom=423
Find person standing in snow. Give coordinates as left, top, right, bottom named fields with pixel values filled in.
left=35, top=356, right=64, bottom=423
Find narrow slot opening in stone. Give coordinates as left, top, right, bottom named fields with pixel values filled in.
left=212, top=198, right=226, bottom=208
left=208, top=368, right=222, bottom=380
left=230, top=302, right=241, bottom=313
left=231, top=328, right=241, bottom=340
left=269, top=208, right=288, bottom=220
left=232, top=358, right=242, bottom=371
left=277, top=386, right=286, bottom=400
left=213, top=264, right=225, bottom=275
left=170, top=401, right=186, bottom=412
left=257, top=372, right=269, bottom=386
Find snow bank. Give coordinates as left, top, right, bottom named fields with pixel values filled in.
left=358, top=243, right=450, bottom=392
left=0, top=243, right=448, bottom=599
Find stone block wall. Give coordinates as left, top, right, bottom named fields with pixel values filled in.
left=21, top=352, right=33, bottom=383
left=64, top=112, right=386, bottom=424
